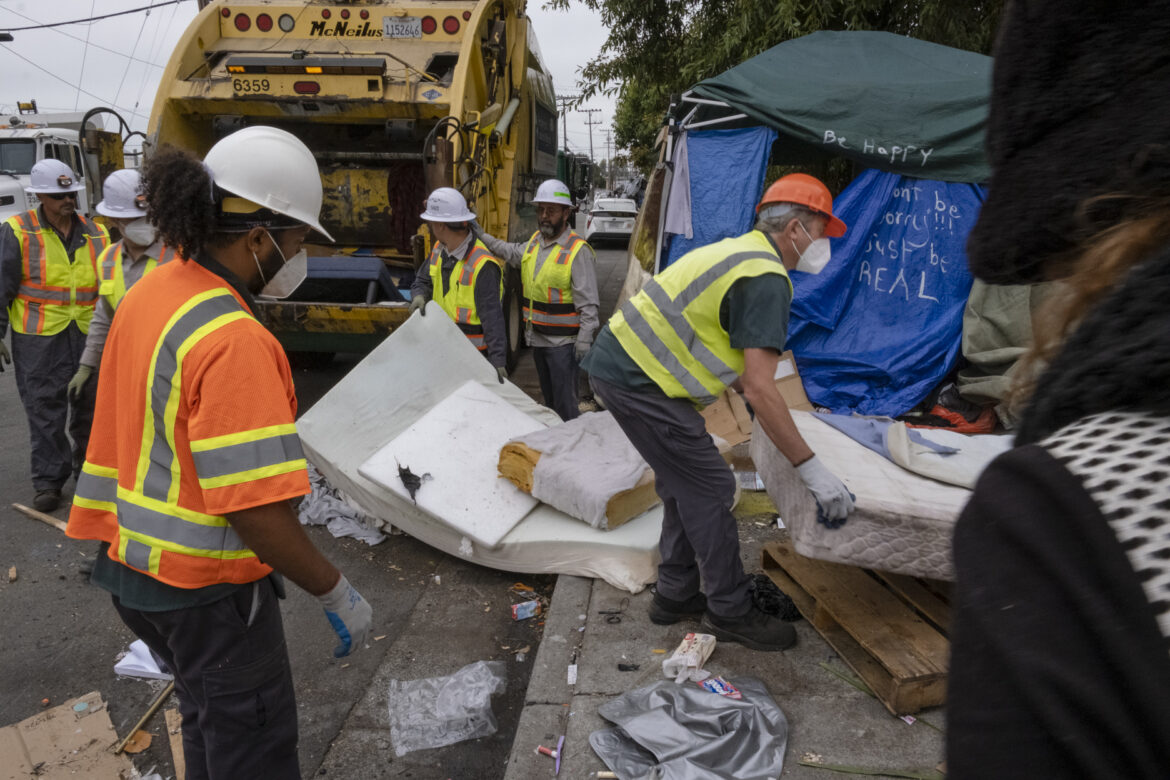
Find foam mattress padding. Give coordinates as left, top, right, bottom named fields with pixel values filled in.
left=297, top=302, right=661, bottom=593
left=750, top=411, right=970, bottom=580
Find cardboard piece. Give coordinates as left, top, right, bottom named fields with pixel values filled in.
left=701, top=350, right=813, bottom=448
left=0, top=691, right=135, bottom=780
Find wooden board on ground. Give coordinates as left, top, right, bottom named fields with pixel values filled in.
left=165, top=707, right=186, bottom=780
left=762, top=540, right=948, bottom=715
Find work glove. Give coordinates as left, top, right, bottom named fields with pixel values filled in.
left=67, top=365, right=93, bottom=401
left=496, top=365, right=508, bottom=384
left=317, top=574, right=373, bottom=658
left=574, top=339, right=591, bottom=363
left=0, top=339, right=9, bottom=373
left=409, top=295, right=427, bottom=317
left=796, top=456, right=856, bottom=529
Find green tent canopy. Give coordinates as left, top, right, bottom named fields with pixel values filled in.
left=692, top=30, right=992, bottom=183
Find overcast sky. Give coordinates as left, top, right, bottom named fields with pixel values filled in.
left=0, top=0, right=618, bottom=159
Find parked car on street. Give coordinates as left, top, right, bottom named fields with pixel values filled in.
left=584, top=197, right=638, bottom=243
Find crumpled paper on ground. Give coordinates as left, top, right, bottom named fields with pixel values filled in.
left=299, top=462, right=387, bottom=546
left=661, top=633, right=716, bottom=684
left=512, top=411, right=651, bottom=529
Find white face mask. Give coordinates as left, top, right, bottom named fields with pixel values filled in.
left=121, top=218, right=158, bottom=247
left=792, top=220, right=832, bottom=275
left=257, top=230, right=309, bottom=298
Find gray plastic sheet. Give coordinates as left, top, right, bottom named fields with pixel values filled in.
left=589, top=677, right=787, bottom=780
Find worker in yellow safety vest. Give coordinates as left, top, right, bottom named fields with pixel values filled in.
left=0, top=158, right=110, bottom=512
left=410, top=187, right=508, bottom=381
left=68, top=169, right=180, bottom=404
left=475, top=179, right=599, bottom=420
left=583, top=173, right=856, bottom=652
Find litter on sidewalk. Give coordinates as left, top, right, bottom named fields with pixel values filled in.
left=298, top=462, right=387, bottom=546
left=386, top=660, right=506, bottom=756
left=661, top=632, right=716, bottom=684
left=0, top=692, right=136, bottom=778
left=589, top=676, right=788, bottom=780
left=114, top=639, right=173, bottom=681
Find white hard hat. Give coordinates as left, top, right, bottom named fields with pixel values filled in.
left=26, top=159, right=83, bottom=194
left=533, top=179, right=572, bottom=207
left=203, top=125, right=334, bottom=241
left=96, top=169, right=148, bottom=218
left=419, top=187, right=476, bottom=222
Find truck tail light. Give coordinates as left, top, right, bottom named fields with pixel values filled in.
left=420, top=16, right=437, bottom=34
left=234, top=13, right=250, bottom=31
left=278, top=14, right=295, bottom=32
left=442, top=16, right=460, bottom=34
left=294, top=81, right=321, bottom=95
left=256, top=13, right=273, bottom=32
left=221, top=8, right=231, bottom=18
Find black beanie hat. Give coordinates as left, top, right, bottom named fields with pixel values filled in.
left=966, top=0, right=1170, bottom=285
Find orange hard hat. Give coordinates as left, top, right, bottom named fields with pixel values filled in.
left=757, top=173, right=847, bottom=237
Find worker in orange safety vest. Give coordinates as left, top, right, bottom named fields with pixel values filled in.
left=66, top=126, right=373, bottom=780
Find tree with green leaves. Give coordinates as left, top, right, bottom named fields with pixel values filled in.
left=546, top=0, right=1003, bottom=173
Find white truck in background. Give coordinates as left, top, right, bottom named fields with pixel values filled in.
left=0, top=105, right=128, bottom=222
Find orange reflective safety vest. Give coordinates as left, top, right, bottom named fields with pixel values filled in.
left=520, top=231, right=590, bottom=336
left=4, top=209, right=108, bottom=335
left=67, top=258, right=311, bottom=589
left=426, top=238, right=503, bottom=353
left=97, top=242, right=181, bottom=310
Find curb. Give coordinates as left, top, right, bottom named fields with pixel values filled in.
left=503, top=574, right=594, bottom=779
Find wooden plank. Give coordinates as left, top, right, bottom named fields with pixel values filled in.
left=761, top=541, right=948, bottom=715
left=873, top=571, right=952, bottom=634
left=165, top=707, right=185, bottom=780
left=767, top=542, right=948, bottom=681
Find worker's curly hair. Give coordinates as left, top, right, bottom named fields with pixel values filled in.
left=140, top=145, right=220, bottom=260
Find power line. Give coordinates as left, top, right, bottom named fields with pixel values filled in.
left=113, top=1, right=156, bottom=111
left=0, top=42, right=146, bottom=121
left=0, top=0, right=185, bottom=32
left=0, top=6, right=165, bottom=69
left=75, top=1, right=97, bottom=110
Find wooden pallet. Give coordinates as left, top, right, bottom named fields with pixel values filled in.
left=762, top=540, right=950, bottom=715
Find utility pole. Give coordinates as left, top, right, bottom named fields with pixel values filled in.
left=556, top=95, right=580, bottom=154
left=605, top=128, right=613, bottom=192
left=582, top=108, right=602, bottom=187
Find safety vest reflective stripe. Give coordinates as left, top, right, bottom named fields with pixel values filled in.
left=136, top=290, right=253, bottom=502
left=5, top=210, right=106, bottom=335
left=74, top=463, right=118, bottom=512
left=611, top=240, right=792, bottom=405
left=99, top=243, right=176, bottom=309
left=520, top=232, right=589, bottom=335
left=189, top=423, right=305, bottom=490
left=427, top=240, right=502, bottom=345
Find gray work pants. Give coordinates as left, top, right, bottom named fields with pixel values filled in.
left=590, top=375, right=752, bottom=617
left=11, top=323, right=96, bottom=491
left=534, top=343, right=580, bottom=421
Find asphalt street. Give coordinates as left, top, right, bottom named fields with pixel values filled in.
left=0, top=242, right=628, bottom=778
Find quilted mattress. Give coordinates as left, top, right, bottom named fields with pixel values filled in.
left=749, top=412, right=972, bottom=580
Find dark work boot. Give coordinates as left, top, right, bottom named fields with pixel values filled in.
left=701, top=604, right=798, bottom=651
left=33, top=489, right=61, bottom=513
left=648, top=589, right=708, bottom=625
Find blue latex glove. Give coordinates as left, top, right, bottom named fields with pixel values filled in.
left=317, top=574, right=372, bottom=658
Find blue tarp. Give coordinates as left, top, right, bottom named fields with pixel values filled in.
left=664, top=127, right=777, bottom=267
left=787, top=169, right=985, bottom=415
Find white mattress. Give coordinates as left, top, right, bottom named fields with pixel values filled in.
left=297, top=302, right=661, bottom=593
left=749, top=412, right=972, bottom=580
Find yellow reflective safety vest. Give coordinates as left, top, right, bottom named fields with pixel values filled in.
left=97, top=242, right=181, bottom=310
left=609, top=230, right=793, bottom=406
left=427, top=238, right=503, bottom=352
left=520, top=231, right=590, bottom=336
left=5, top=209, right=109, bottom=335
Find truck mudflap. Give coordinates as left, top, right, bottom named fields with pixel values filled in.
left=255, top=299, right=409, bottom=355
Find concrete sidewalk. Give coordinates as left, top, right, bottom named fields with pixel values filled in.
left=504, top=544, right=946, bottom=779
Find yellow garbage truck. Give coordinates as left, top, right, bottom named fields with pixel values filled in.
left=147, top=0, right=560, bottom=365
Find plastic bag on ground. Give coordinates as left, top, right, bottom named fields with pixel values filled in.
left=387, top=660, right=507, bottom=756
